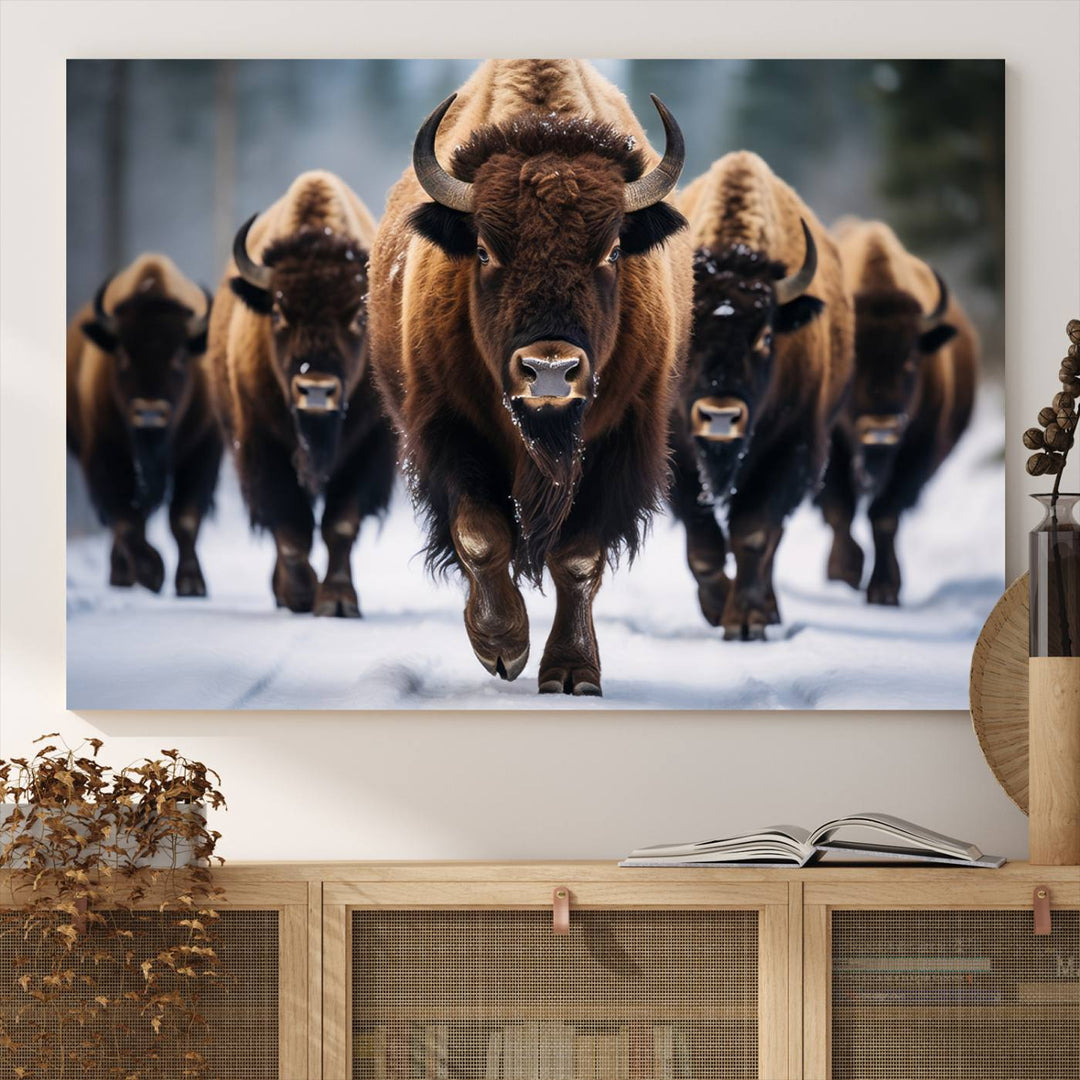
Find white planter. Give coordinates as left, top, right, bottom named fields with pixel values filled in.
left=0, top=803, right=203, bottom=870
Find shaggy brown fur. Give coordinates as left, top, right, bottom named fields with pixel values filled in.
left=369, top=59, right=693, bottom=694
left=67, top=253, right=222, bottom=596
left=670, top=151, right=854, bottom=639
left=206, top=170, right=395, bottom=617
left=818, top=218, right=979, bottom=605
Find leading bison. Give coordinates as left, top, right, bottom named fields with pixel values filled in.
left=207, top=170, right=396, bottom=616
left=369, top=60, right=693, bottom=695
left=817, top=218, right=978, bottom=604
left=669, top=152, right=854, bottom=639
left=67, top=254, right=221, bottom=596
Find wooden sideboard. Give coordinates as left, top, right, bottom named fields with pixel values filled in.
left=3, top=861, right=1077, bottom=1079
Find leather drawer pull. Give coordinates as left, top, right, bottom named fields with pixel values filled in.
left=1033, top=885, right=1052, bottom=936
left=552, top=887, right=570, bottom=935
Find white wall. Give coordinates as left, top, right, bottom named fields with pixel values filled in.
left=2, top=0, right=1078, bottom=862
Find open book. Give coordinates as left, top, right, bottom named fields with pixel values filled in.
left=620, top=813, right=1006, bottom=868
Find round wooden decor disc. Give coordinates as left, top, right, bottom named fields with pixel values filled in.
left=969, top=572, right=1030, bottom=814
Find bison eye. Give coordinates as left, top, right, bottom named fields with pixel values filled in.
left=476, top=246, right=490, bottom=265
left=348, top=307, right=366, bottom=337
left=606, top=245, right=621, bottom=265
left=270, top=304, right=287, bottom=331
left=171, top=352, right=188, bottom=373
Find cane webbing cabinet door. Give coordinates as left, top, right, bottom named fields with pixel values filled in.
left=322, top=864, right=795, bottom=1080
left=803, top=866, right=1080, bottom=1080
left=0, top=872, right=313, bottom=1080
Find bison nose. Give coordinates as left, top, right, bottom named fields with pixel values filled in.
left=508, top=341, right=591, bottom=404
left=130, top=398, right=172, bottom=429
left=855, top=413, right=908, bottom=447
left=691, top=396, right=749, bottom=441
left=291, top=374, right=343, bottom=413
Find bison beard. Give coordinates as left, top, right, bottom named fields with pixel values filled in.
left=855, top=443, right=899, bottom=496
left=508, top=397, right=586, bottom=582
left=292, top=411, right=344, bottom=495
left=131, top=428, right=170, bottom=509
left=695, top=438, right=748, bottom=503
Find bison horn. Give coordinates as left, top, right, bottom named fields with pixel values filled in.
left=92, top=275, right=119, bottom=337
left=774, top=219, right=818, bottom=306
left=922, top=267, right=950, bottom=328
left=233, top=214, right=273, bottom=290
left=187, top=285, right=213, bottom=338
left=624, top=95, right=686, bottom=212
left=413, top=93, right=475, bottom=213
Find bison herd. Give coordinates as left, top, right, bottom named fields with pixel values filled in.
left=67, top=59, right=979, bottom=697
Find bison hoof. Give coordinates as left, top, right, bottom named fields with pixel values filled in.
left=175, top=563, right=207, bottom=598
left=720, top=592, right=772, bottom=641
left=465, top=585, right=530, bottom=681
left=134, top=544, right=165, bottom=593
left=109, top=548, right=136, bottom=589
left=697, top=583, right=728, bottom=628
left=538, top=666, right=602, bottom=696
left=273, top=558, right=317, bottom=613
left=764, top=592, right=781, bottom=626
left=314, top=580, right=361, bottom=618
left=827, top=538, right=865, bottom=589
left=476, top=644, right=530, bottom=682
left=867, top=580, right=900, bottom=606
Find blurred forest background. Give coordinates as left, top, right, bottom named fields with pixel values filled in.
left=67, top=58, right=1004, bottom=529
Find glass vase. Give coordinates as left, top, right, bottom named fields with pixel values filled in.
left=1029, top=493, right=1080, bottom=657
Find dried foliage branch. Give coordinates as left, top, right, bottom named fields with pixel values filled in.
left=1024, top=319, right=1079, bottom=486
left=0, top=737, right=227, bottom=1079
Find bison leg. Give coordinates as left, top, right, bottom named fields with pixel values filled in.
left=867, top=507, right=917, bottom=606
left=723, top=521, right=782, bottom=640
left=169, top=429, right=222, bottom=598
left=867, top=512, right=902, bottom=606
left=722, top=436, right=812, bottom=639
left=110, top=517, right=165, bottom=594
left=865, top=431, right=938, bottom=606
left=315, top=425, right=396, bottom=618
left=668, top=435, right=730, bottom=627
left=238, top=432, right=317, bottom=612
left=109, top=529, right=137, bottom=588
left=272, top=532, right=318, bottom=613
left=242, top=434, right=317, bottom=612
left=538, top=542, right=604, bottom=696
left=816, top=429, right=864, bottom=589
left=316, top=469, right=362, bottom=619
left=451, top=495, right=530, bottom=681
left=686, top=513, right=730, bottom=628
left=316, top=516, right=361, bottom=618
left=81, top=435, right=163, bottom=592
left=760, top=539, right=782, bottom=626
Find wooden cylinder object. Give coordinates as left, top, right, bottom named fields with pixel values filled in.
left=1029, top=657, right=1080, bottom=864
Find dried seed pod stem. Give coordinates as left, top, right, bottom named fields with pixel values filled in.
left=1026, top=320, right=1079, bottom=504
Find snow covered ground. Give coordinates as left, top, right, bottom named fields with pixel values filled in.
left=67, top=390, right=1005, bottom=711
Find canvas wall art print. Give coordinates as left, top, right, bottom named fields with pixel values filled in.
left=65, top=58, right=1005, bottom=710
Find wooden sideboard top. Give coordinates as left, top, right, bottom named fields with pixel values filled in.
left=204, top=859, right=1079, bottom=884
